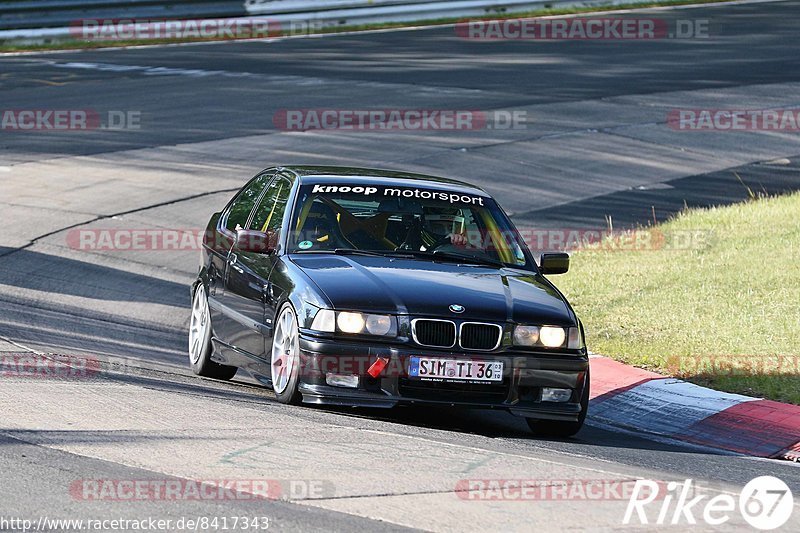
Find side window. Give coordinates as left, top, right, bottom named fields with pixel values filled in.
left=225, top=173, right=272, bottom=232
left=250, top=177, right=292, bottom=237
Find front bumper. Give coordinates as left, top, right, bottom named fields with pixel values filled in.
left=296, top=334, right=589, bottom=421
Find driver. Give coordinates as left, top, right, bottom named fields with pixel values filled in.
left=401, top=210, right=468, bottom=251
left=421, top=209, right=468, bottom=248
left=378, top=199, right=468, bottom=251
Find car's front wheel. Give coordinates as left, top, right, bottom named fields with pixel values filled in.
left=270, top=303, right=302, bottom=405
left=189, top=283, right=238, bottom=381
left=526, top=370, right=589, bottom=438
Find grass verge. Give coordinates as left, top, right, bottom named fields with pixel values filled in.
left=556, top=191, right=800, bottom=404
left=0, top=0, right=732, bottom=53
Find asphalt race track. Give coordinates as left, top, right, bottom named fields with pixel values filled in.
left=1, top=1, right=800, bottom=530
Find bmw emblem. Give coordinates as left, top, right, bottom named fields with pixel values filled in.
left=449, top=304, right=465, bottom=314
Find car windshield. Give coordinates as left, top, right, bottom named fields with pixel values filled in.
left=288, top=182, right=534, bottom=270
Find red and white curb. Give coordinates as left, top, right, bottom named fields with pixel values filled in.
left=589, top=355, right=800, bottom=461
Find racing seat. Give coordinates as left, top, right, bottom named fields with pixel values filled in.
left=377, top=198, right=426, bottom=248
left=299, top=201, right=349, bottom=249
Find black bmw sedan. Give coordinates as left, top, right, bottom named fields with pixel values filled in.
left=190, top=166, right=589, bottom=436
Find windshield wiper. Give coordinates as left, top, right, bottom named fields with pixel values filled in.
left=433, top=250, right=505, bottom=267
left=292, top=248, right=383, bottom=256
left=389, top=249, right=504, bottom=268
left=296, top=248, right=504, bottom=267
left=294, top=248, right=414, bottom=258
left=333, top=248, right=425, bottom=259
left=333, top=248, right=389, bottom=257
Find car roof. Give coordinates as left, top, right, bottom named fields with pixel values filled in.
left=276, top=166, right=490, bottom=197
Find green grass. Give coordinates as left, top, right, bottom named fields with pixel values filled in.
left=556, top=191, right=800, bottom=404
left=0, top=0, right=731, bottom=52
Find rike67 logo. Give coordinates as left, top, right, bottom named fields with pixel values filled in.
left=624, top=476, right=794, bottom=530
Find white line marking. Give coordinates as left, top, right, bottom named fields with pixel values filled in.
left=0, top=334, right=45, bottom=355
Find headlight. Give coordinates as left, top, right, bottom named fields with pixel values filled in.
left=310, top=309, right=396, bottom=337
left=365, top=314, right=392, bottom=336
left=567, top=327, right=583, bottom=349
left=514, top=324, right=581, bottom=349
left=310, top=309, right=336, bottom=332
left=539, top=326, right=566, bottom=347
left=513, top=325, right=540, bottom=346
left=337, top=312, right=365, bottom=334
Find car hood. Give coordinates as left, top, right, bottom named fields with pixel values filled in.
left=289, top=254, right=574, bottom=325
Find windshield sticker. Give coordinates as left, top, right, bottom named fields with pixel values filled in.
left=310, top=184, right=485, bottom=206
left=298, top=240, right=314, bottom=250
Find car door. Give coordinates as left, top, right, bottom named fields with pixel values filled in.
left=204, top=211, right=231, bottom=302
left=223, top=173, right=294, bottom=359
left=208, top=171, right=274, bottom=348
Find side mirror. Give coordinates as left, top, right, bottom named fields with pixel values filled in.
left=235, top=229, right=277, bottom=254
left=539, top=252, right=569, bottom=275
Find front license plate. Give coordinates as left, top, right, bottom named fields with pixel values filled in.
left=408, top=357, right=503, bottom=382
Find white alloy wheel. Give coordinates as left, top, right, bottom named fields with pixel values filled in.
left=189, top=284, right=210, bottom=365
left=271, top=305, right=299, bottom=394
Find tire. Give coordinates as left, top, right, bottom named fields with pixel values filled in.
left=526, top=370, right=589, bottom=438
left=189, top=284, right=238, bottom=381
left=270, top=303, right=302, bottom=405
